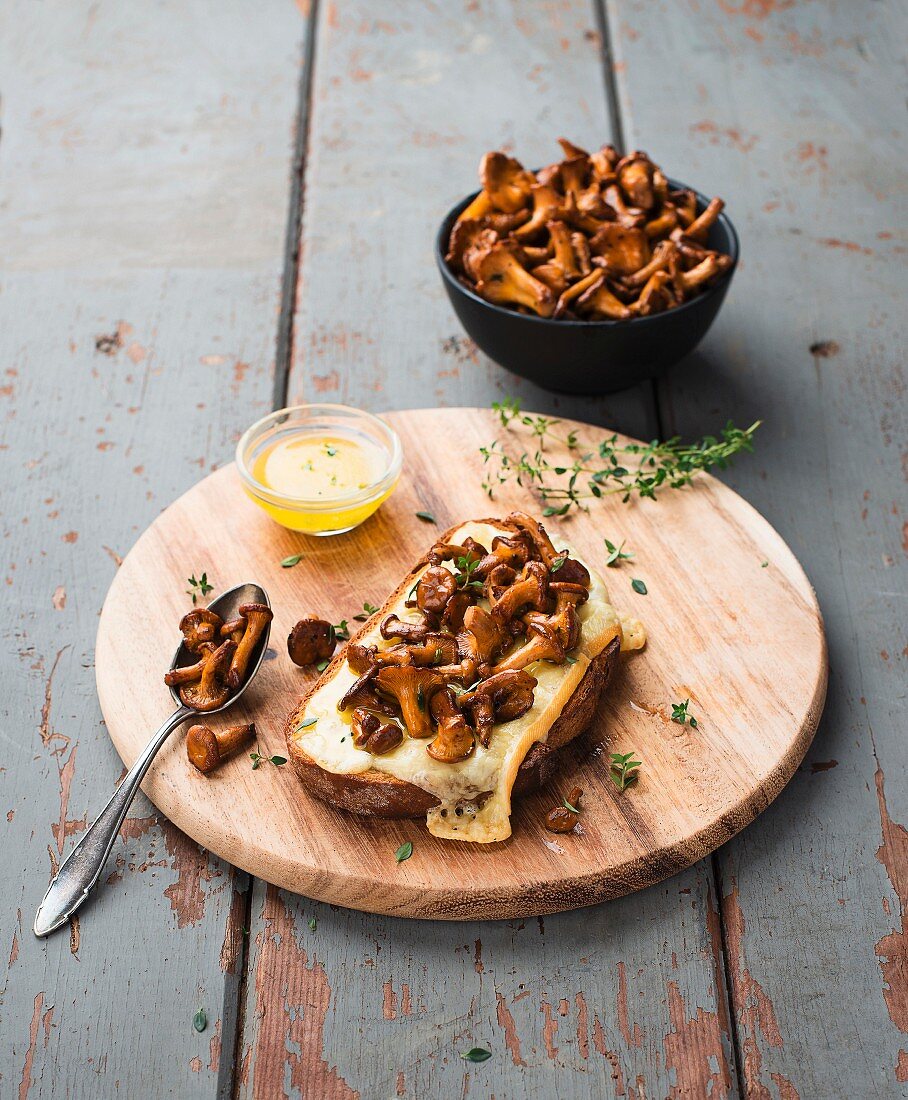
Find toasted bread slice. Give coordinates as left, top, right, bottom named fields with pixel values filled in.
left=286, top=634, right=620, bottom=819
left=284, top=518, right=639, bottom=842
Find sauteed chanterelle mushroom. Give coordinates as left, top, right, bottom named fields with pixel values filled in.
left=446, top=140, right=731, bottom=321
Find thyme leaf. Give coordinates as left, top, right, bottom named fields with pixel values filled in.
left=461, top=1048, right=492, bottom=1063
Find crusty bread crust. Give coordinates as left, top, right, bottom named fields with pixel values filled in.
left=283, top=517, right=621, bottom=820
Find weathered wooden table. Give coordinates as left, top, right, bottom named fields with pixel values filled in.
left=3, top=2, right=904, bottom=1097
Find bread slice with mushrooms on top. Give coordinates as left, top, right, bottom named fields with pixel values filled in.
left=285, top=513, right=645, bottom=843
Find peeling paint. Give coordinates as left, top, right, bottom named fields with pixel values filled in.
left=251, top=886, right=357, bottom=1099
left=617, top=961, right=643, bottom=1047
left=495, top=991, right=525, bottom=1066
left=723, top=879, right=790, bottom=1096
left=663, top=980, right=732, bottom=1097
left=874, top=766, right=908, bottom=1036
left=19, top=992, right=43, bottom=1100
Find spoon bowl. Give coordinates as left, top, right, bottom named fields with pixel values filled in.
left=167, top=582, right=272, bottom=711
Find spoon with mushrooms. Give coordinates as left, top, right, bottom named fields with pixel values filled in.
left=34, top=582, right=272, bottom=938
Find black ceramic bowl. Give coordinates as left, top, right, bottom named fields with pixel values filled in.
left=435, top=179, right=738, bottom=395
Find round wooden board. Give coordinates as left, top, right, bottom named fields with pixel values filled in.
left=96, top=408, right=827, bottom=920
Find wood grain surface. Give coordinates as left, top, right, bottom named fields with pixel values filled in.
left=96, top=408, right=825, bottom=919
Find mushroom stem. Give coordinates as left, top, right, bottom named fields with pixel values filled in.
left=227, top=603, right=273, bottom=690
left=426, top=689, right=475, bottom=763
left=187, top=722, right=255, bottom=774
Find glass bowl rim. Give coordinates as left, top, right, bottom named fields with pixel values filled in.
left=235, top=402, right=403, bottom=511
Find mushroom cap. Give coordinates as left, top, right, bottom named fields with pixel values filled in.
left=338, top=666, right=399, bottom=718
left=375, top=666, right=445, bottom=739
left=479, top=151, right=535, bottom=213
left=475, top=241, right=556, bottom=318
left=186, top=725, right=219, bottom=773
left=426, top=689, right=475, bottom=763
left=179, top=608, right=224, bottom=653
left=416, top=566, right=457, bottom=617
left=287, top=618, right=336, bottom=667
left=351, top=708, right=404, bottom=755
left=380, top=613, right=430, bottom=644
left=179, top=639, right=235, bottom=711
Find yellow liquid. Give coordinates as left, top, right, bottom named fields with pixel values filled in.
left=247, top=430, right=396, bottom=534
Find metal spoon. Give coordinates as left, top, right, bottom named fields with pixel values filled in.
left=34, top=582, right=271, bottom=937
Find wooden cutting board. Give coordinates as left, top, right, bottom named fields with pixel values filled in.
left=95, top=407, right=826, bottom=919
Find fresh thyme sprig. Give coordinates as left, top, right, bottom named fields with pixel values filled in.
left=604, top=539, right=634, bottom=566
left=671, top=700, right=698, bottom=729
left=353, top=602, right=379, bottom=622
left=333, top=619, right=350, bottom=641
left=250, top=751, right=287, bottom=769
left=609, top=751, right=641, bottom=792
left=480, top=398, right=760, bottom=513
left=454, top=555, right=484, bottom=592
left=186, top=572, right=214, bottom=604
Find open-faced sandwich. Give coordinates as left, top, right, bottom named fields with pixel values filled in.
left=285, top=512, right=645, bottom=843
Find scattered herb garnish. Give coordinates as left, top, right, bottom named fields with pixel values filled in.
left=565, top=654, right=578, bottom=664
left=193, top=1008, right=207, bottom=1033
left=480, top=398, right=760, bottom=513
left=186, top=572, right=213, bottom=604
left=550, top=554, right=567, bottom=572
left=324, top=444, right=338, bottom=457
left=294, top=716, right=318, bottom=733
left=455, top=555, right=484, bottom=592
left=332, top=619, right=350, bottom=641
left=609, top=751, right=642, bottom=792
left=250, top=752, right=287, bottom=769
left=308, top=917, right=317, bottom=932
left=563, top=796, right=581, bottom=814
left=461, top=1048, right=492, bottom=1063
left=281, top=554, right=303, bottom=569
left=631, top=578, right=648, bottom=595
left=415, top=510, right=437, bottom=524
left=604, top=539, right=634, bottom=567
left=761, top=560, right=769, bottom=568
left=671, top=700, right=698, bottom=729
left=354, top=602, right=379, bottom=621
left=316, top=659, right=329, bottom=672
left=395, top=841, right=413, bottom=863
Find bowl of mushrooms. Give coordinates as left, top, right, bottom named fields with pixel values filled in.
left=436, top=140, right=738, bottom=395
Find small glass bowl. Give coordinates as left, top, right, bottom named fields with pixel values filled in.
left=235, top=404, right=402, bottom=536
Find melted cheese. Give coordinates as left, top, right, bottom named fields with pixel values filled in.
left=289, top=521, right=646, bottom=842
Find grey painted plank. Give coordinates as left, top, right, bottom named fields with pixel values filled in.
left=606, top=0, right=908, bottom=1095
left=0, top=3, right=307, bottom=1097
left=285, top=0, right=656, bottom=438
left=240, top=2, right=740, bottom=1096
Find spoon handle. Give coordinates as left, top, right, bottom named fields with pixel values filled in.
left=34, top=706, right=192, bottom=937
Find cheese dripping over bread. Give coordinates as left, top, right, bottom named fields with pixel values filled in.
left=289, top=520, right=644, bottom=842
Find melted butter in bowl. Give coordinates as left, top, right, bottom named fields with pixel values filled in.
left=236, top=404, right=402, bottom=535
